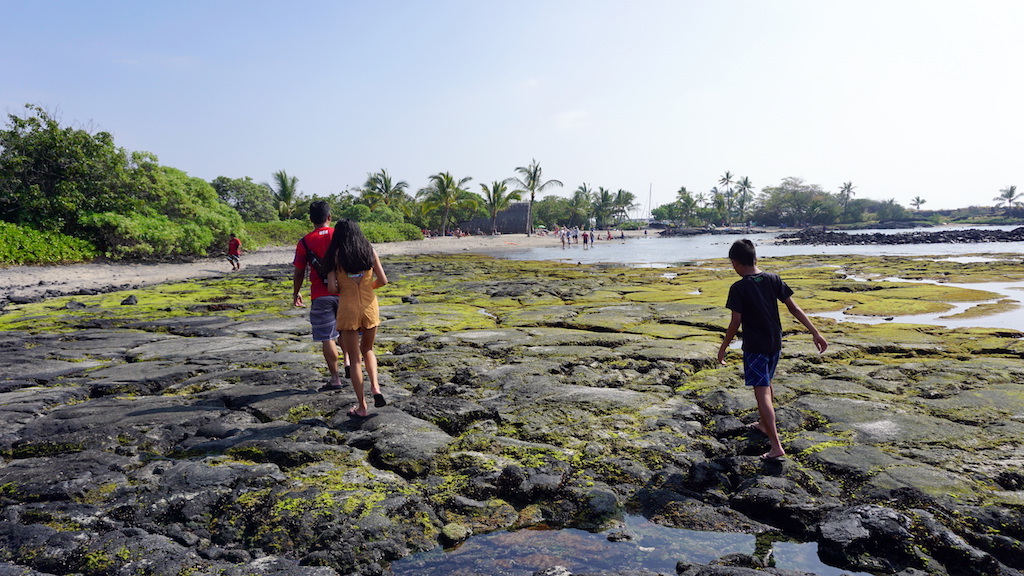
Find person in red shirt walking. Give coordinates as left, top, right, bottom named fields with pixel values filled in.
left=292, top=201, right=347, bottom=390
left=227, top=233, right=242, bottom=271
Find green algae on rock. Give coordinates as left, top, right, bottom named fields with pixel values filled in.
left=1, top=254, right=1023, bottom=575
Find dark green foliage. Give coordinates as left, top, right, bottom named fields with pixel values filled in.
left=533, top=195, right=572, bottom=229
left=364, top=204, right=404, bottom=224
left=79, top=166, right=242, bottom=259
left=0, top=105, right=242, bottom=260
left=360, top=222, right=423, bottom=242
left=211, top=176, right=278, bottom=222
left=0, top=222, right=98, bottom=264
left=243, top=220, right=421, bottom=248
left=0, top=105, right=141, bottom=231
left=338, top=204, right=372, bottom=222
left=244, top=220, right=310, bottom=249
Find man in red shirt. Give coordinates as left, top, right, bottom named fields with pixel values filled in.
left=227, top=233, right=242, bottom=271
left=293, top=200, right=346, bottom=389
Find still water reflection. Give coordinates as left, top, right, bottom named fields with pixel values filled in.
left=389, top=515, right=871, bottom=576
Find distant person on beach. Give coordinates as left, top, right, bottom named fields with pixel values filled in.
left=293, top=200, right=348, bottom=390
left=325, top=218, right=389, bottom=418
left=717, top=239, right=828, bottom=460
left=227, top=233, right=242, bottom=271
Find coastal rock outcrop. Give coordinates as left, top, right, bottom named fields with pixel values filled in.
left=1, top=255, right=1023, bottom=575
left=777, top=226, right=1024, bottom=246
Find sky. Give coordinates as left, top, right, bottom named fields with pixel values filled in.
left=4, top=1, right=1023, bottom=213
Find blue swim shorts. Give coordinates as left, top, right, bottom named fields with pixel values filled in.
left=309, top=296, right=340, bottom=342
left=743, top=350, right=781, bottom=387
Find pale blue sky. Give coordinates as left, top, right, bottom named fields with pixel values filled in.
left=4, top=1, right=1022, bottom=211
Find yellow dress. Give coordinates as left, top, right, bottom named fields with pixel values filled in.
left=335, top=269, right=379, bottom=331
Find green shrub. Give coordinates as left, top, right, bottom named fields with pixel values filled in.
left=79, top=212, right=215, bottom=260
left=364, top=204, right=404, bottom=224
left=244, top=220, right=310, bottom=249
left=0, top=221, right=99, bottom=265
left=360, top=222, right=423, bottom=243
left=338, top=204, right=372, bottom=222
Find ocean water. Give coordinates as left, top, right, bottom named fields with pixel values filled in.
left=502, top=226, right=1024, bottom=267
left=390, top=515, right=873, bottom=576
left=501, top=227, right=1024, bottom=331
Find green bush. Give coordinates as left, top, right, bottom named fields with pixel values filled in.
left=79, top=212, right=216, bottom=260
left=243, top=220, right=421, bottom=248
left=365, top=204, right=404, bottom=224
left=244, top=220, right=310, bottom=249
left=0, top=222, right=98, bottom=265
left=361, top=222, right=423, bottom=243
left=338, top=204, right=372, bottom=222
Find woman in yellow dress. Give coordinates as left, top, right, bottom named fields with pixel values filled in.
left=325, top=219, right=389, bottom=417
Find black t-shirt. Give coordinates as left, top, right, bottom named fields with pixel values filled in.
left=725, top=272, right=794, bottom=354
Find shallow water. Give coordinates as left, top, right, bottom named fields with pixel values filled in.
left=389, top=515, right=872, bottom=576
left=504, top=227, right=1024, bottom=331
left=391, top=227, right=1020, bottom=575
left=503, top=226, right=1024, bottom=267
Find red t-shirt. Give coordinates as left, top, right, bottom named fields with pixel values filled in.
left=228, top=238, right=241, bottom=256
left=294, top=226, right=333, bottom=301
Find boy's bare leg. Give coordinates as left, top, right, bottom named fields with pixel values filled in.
left=754, top=385, right=786, bottom=458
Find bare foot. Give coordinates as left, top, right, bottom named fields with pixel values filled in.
left=760, top=450, right=786, bottom=460
left=747, top=422, right=767, bottom=435
left=347, top=406, right=370, bottom=418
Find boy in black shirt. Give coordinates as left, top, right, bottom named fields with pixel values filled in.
left=717, top=239, right=828, bottom=459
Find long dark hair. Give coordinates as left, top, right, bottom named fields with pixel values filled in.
left=325, top=219, right=375, bottom=274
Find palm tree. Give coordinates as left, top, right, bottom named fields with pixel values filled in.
left=480, top=181, right=521, bottom=234
left=363, top=169, right=409, bottom=209
left=735, top=176, right=755, bottom=224
left=267, top=170, right=299, bottom=219
left=710, top=187, right=726, bottom=225
left=839, top=181, right=856, bottom=209
left=995, top=185, right=1020, bottom=208
left=679, top=193, right=698, bottom=226
left=417, top=172, right=474, bottom=236
left=591, top=186, right=616, bottom=228
left=613, top=189, right=637, bottom=224
left=506, top=159, right=563, bottom=236
left=911, top=196, right=926, bottom=211
left=570, top=184, right=594, bottom=227
left=719, top=171, right=734, bottom=223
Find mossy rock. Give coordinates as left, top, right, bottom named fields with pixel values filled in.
left=859, top=464, right=984, bottom=501
left=382, top=303, right=497, bottom=333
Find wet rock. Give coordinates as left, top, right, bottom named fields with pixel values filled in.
left=818, top=504, right=920, bottom=573
left=2, top=257, right=1024, bottom=575
left=778, top=226, right=1024, bottom=246
left=339, top=410, right=453, bottom=478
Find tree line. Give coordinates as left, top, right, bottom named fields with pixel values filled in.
left=651, top=173, right=1023, bottom=228
left=3, top=105, right=1022, bottom=263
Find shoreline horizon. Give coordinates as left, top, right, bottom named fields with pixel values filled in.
left=3, top=223, right=1022, bottom=304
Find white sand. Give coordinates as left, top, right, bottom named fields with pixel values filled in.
left=0, top=234, right=564, bottom=301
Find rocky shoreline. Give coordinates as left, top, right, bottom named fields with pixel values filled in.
left=777, top=226, right=1024, bottom=246
left=1, top=255, right=1023, bottom=576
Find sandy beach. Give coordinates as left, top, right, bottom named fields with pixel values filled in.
left=0, top=234, right=565, bottom=302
